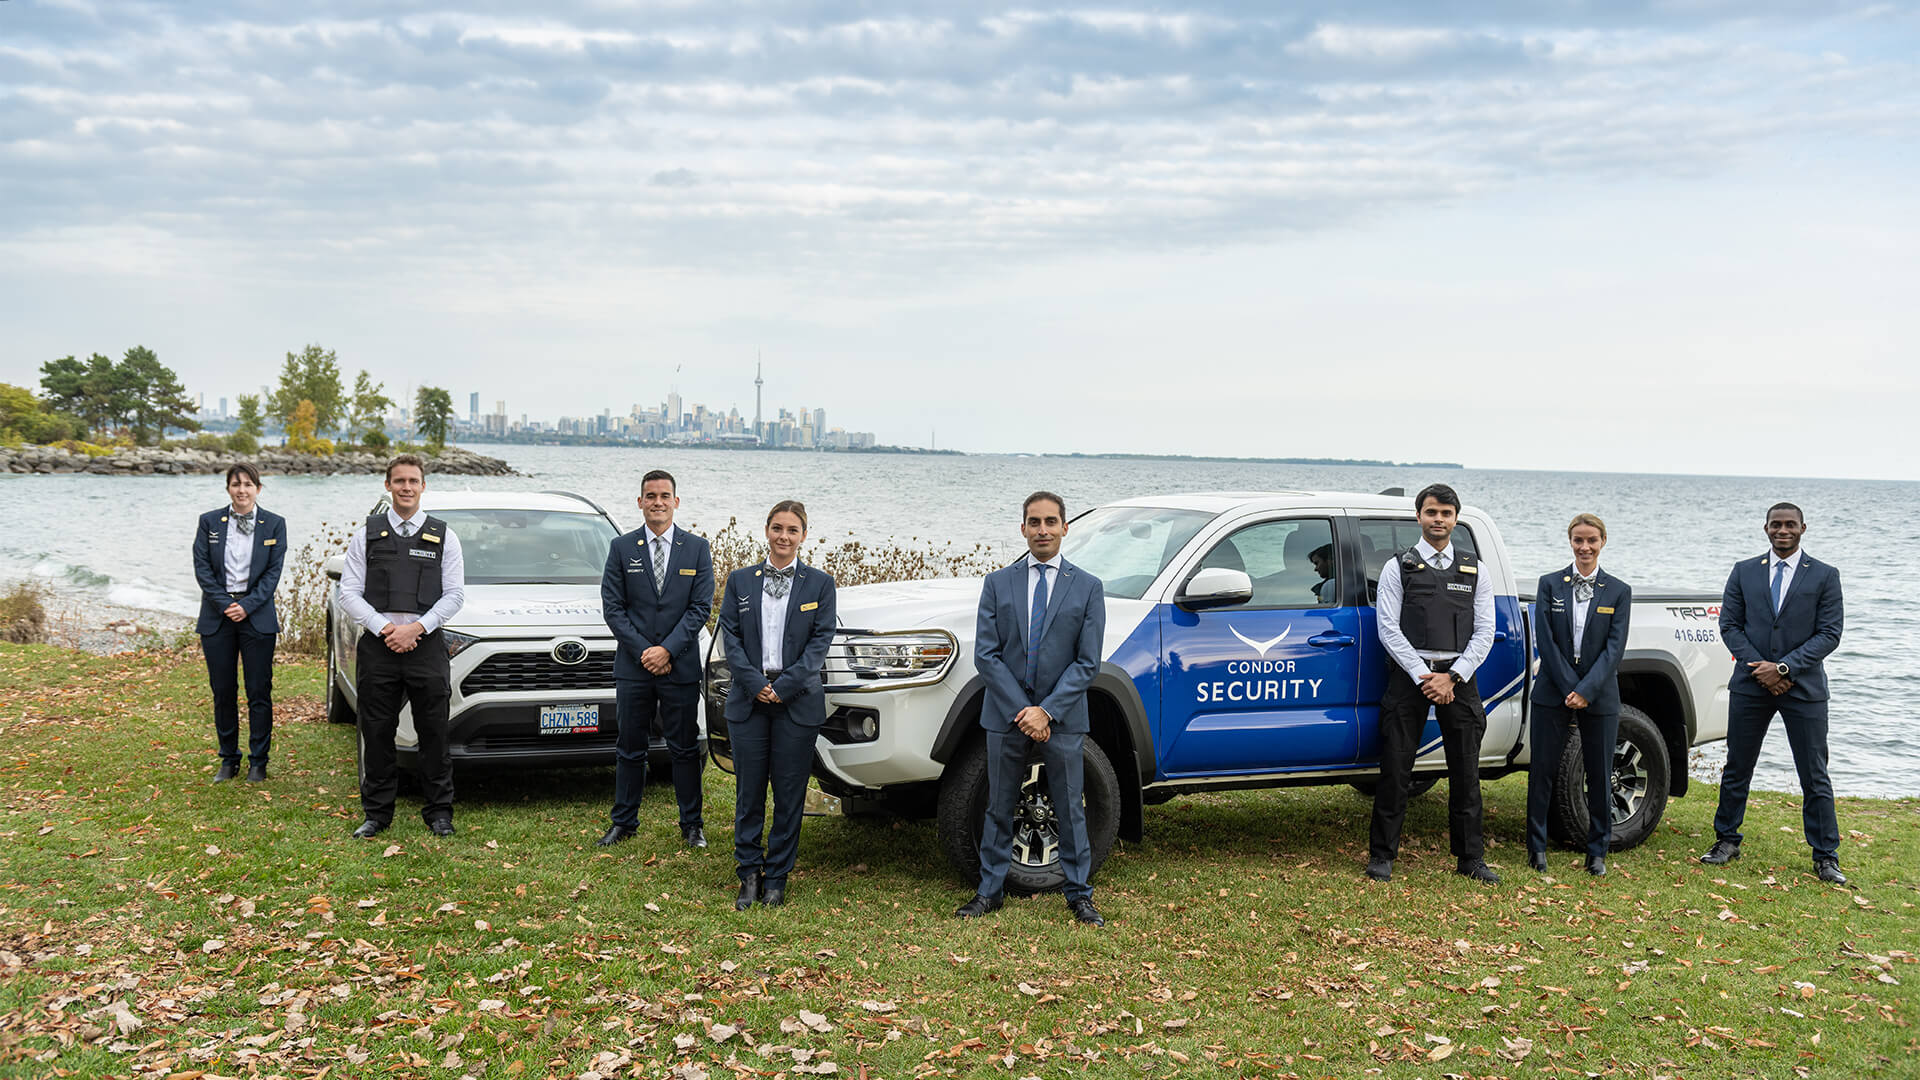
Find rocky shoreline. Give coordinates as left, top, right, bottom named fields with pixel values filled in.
left=0, top=444, right=514, bottom=477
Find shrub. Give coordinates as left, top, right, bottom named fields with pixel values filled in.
left=54, top=439, right=116, bottom=458
left=278, top=522, right=351, bottom=656
left=0, top=584, right=49, bottom=644
left=225, top=431, right=259, bottom=455
left=361, top=429, right=390, bottom=452
left=189, top=432, right=227, bottom=452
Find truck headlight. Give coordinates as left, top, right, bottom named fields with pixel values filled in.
left=826, top=631, right=957, bottom=690
left=444, top=630, right=480, bottom=658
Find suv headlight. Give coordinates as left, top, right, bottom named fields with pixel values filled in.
left=444, top=630, right=481, bottom=659
left=826, top=631, right=957, bottom=690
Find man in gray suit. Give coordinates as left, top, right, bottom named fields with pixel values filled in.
left=956, top=491, right=1108, bottom=926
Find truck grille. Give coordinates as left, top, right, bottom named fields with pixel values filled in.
left=460, top=651, right=616, bottom=695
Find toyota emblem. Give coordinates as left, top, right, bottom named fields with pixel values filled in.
left=552, top=638, right=589, bottom=666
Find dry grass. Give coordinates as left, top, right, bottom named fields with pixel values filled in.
left=0, top=584, right=48, bottom=644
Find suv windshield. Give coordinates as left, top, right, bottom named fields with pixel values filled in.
left=1059, top=505, right=1215, bottom=600
left=434, top=509, right=618, bottom=585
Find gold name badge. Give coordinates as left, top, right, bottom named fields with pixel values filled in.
left=1596, top=606, right=1615, bottom=614
left=421, top=533, right=441, bottom=543
left=800, top=601, right=819, bottom=612
left=679, top=568, right=697, bottom=576
left=264, top=539, right=277, bottom=546
left=1458, top=564, right=1478, bottom=574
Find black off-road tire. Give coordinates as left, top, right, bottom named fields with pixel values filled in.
left=936, top=735, right=1121, bottom=895
left=1547, top=704, right=1670, bottom=852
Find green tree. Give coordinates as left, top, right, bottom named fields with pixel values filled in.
left=235, top=394, right=265, bottom=438
left=268, top=345, right=344, bottom=434
left=0, top=383, right=80, bottom=444
left=40, top=353, right=135, bottom=437
left=414, top=385, right=453, bottom=451
left=118, top=346, right=199, bottom=445
left=346, top=370, right=394, bottom=447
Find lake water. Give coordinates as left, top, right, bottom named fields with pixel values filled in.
left=2, top=445, right=1913, bottom=798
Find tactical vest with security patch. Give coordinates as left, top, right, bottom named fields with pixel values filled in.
left=1397, top=546, right=1479, bottom=653
left=362, top=513, right=448, bottom=614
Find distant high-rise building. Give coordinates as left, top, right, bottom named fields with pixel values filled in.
left=219, top=397, right=229, bottom=420
left=469, top=392, right=480, bottom=425
left=813, top=408, right=826, bottom=440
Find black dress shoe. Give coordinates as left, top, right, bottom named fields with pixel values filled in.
left=735, top=874, right=763, bottom=911
left=213, top=763, right=239, bottom=783
left=1586, top=856, right=1607, bottom=877
left=1067, top=897, right=1105, bottom=926
left=427, top=817, right=455, bottom=837
left=1700, top=840, right=1741, bottom=865
left=245, top=763, right=268, bottom=783
left=1457, top=860, right=1501, bottom=884
left=1364, top=858, right=1393, bottom=882
left=683, top=825, right=707, bottom=849
left=760, top=882, right=786, bottom=908
left=1527, top=851, right=1548, bottom=873
left=596, top=825, right=637, bottom=847
left=352, top=820, right=388, bottom=839
left=954, top=893, right=1004, bottom=918
left=1814, top=858, right=1847, bottom=885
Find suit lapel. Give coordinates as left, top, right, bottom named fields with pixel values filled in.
left=639, top=533, right=662, bottom=599
left=745, top=568, right=765, bottom=663
left=1038, top=561, right=1073, bottom=644
left=248, top=513, right=270, bottom=589
left=1012, top=560, right=1032, bottom=656
left=1546, top=570, right=1573, bottom=656
left=1777, top=554, right=1814, bottom=614
left=1751, top=554, right=1777, bottom=628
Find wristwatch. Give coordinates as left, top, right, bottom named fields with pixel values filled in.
left=1775, top=662, right=1791, bottom=677
left=1449, top=670, right=1465, bottom=686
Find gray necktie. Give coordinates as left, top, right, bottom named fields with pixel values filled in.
left=653, top=537, right=669, bottom=592
left=397, top=520, right=412, bottom=538
left=765, top=564, right=795, bottom=599
left=1433, top=551, right=1448, bottom=570
left=233, top=512, right=255, bottom=536
left=1574, top=572, right=1597, bottom=603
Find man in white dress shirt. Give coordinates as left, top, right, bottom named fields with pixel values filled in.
left=1366, top=483, right=1499, bottom=884
left=337, top=454, right=466, bottom=839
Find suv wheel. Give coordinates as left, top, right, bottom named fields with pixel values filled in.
left=935, top=736, right=1121, bottom=895
left=325, top=608, right=355, bottom=725
left=1547, top=704, right=1670, bottom=851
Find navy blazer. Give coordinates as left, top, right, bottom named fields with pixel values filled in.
left=191, top=506, right=286, bottom=635
left=973, top=555, right=1106, bottom=734
left=1531, top=566, right=1632, bottom=714
left=1721, top=552, right=1843, bottom=702
left=600, top=527, right=714, bottom=684
left=717, top=563, right=838, bottom=727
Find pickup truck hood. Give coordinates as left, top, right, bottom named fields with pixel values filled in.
left=835, top=577, right=985, bottom=631
left=451, top=585, right=607, bottom=632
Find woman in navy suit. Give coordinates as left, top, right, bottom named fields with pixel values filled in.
left=717, top=501, right=837, bottom=911
left=190, top=462, right=287, bottom=783
left=1527, top=513, right=1632, bottom=875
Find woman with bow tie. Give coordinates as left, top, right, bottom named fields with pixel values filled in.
left=190, top=462, right=287, bottom=783
left=1526, top=513, right=1632, bottom=876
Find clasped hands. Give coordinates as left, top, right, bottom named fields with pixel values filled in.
left=379, top=621, right=427, bottom=653
left=223, top=602, right=247, bottom=623
left=1748, top=660, right=1793, bottom=696
left=1015, top=706, right=1052, bottom=742
left=1417, top=671, right=1456, bottom=705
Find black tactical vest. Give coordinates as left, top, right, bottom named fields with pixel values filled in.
left=362, top=513, right=448, bottom=614
left=1397, top=546, right=1479, bottom=653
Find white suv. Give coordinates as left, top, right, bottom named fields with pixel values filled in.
left=323, top=490, right=702, bottom=778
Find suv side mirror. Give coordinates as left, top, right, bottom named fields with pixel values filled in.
left=324, top=554, right=346, bottom=583
left=1177, top=567, right=1253, bottom=611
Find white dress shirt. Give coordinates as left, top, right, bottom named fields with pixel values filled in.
left=338, top=508, right=467, bottom=636
left=1569, top=566, right=1599, bottom=663
left=1027, top=553, right=1062, bottom=621
left=1374, top=538, right=1497, bottom=682
left=223, top=508, right=255, bottom=593
left=760, top=560, right=795, bottom=673
left=1767, top=548, right=1803, bottom=611
left=645, top=522, right=676, bottom=574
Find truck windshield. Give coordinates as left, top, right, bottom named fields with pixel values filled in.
left=1060, top=506, right=1215, bottom=600
left=434, top=509, right=619, bottom=585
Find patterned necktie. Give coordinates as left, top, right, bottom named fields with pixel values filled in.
left=1433, top=551, right=1448, bottom=571
left=1771, top=559, right=1786, bottom=613
left=232, top=512, right=255, bottom=536
left=765, top=564, right=795, bottom=599
left=1026, top=564, right=1051, bottom=688
left=397, top=519, right=412, bottom=538
left=652, top=537, right=669, bottom=593
left=1573, top=572, right=1597, bottom=603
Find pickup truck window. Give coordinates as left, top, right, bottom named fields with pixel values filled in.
left=1357, top=518, right=1479, bottom=603
left=435, top=509, right=620, bottom=586
left=1061, top=506, right=1214, bottom=600
left=1194, top=518, right=1338, bottom=608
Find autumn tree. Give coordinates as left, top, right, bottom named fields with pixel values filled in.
left=269, top=345, right=345, bottom=434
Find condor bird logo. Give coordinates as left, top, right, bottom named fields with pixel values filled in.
left=1229, top=625, right=1289, bottom=658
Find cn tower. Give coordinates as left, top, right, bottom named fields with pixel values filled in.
left=753, top=353, right=764, bottom=439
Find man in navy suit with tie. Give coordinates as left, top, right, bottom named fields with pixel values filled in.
left=191, top=462, right=286, bottom=783
left=956, top=491, right=1108, bottom=926
left=597, top=470, right=715, bottom=849
left=1703, top=502, right=1847, bottom=884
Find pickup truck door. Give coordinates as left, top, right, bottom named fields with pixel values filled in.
left=1157, top=515, right=1363, bottom=777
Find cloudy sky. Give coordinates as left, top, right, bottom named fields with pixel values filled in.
left=3, top=1, right=1915, bottom=478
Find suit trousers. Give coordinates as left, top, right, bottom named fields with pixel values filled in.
left=1370, top=668, right=1485, bottom=864
left=1712, top=692, right=1840, bottom=859
left=729, top=701, right=817, bottom=887
left=356, top=629, right=455, bottom=826
left=1525, top=703, right=1618, bottom=861
left=201, top=617, right=276, bottom=767
left=610, top=677, right=703, bottom=830
left=977, top=727, right=1094, bottom=901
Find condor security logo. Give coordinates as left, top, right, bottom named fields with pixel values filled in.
left=1197, top=623, right=1323, bottom=703
left=1228, top=625, right=1288, bottom=657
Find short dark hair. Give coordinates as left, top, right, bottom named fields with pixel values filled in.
left=1023, top=491, right=1066, bottom=520
left=641, top=469, right=676, bottom=493
left=767, top=499, right=808, bottom=532
left=1414, top=483, right=1460, bottom=513
left=1309, top=543, right=1333, bottom=562
left=1767, top=501, right=1804, bottom=523
left=385, top=452, right=427, bottom=481
left=224, top=461, right=261, bottom=488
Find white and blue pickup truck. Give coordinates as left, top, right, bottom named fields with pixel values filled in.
left=707, top=490, right=1733, bottom=893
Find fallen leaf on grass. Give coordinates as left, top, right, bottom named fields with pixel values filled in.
left=710, top=1023, right=739, bottom=1043
left=382, top=844, right=402, bottom=858
left=201, top=939, right=225, bottom=953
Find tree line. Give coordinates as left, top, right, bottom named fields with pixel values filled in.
left=1, top=344, right=455, bottom=453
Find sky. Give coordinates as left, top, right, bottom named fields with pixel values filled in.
left=2, top=1, right=1916, bottom=479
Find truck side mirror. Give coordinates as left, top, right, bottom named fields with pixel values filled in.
left=1177, top=567, right=1253, bottom=611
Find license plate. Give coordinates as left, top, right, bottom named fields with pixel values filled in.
left=538, top=704, right=600, bottom=735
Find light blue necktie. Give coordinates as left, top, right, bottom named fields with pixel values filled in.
left=1026, top=564, right=1051, bottom=688
left=1771, top=559, right=1786, bottom=614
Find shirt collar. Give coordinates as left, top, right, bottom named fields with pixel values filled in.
left=1573, top=564, right=1601, bottom=581
left=1770, top=549, right=1804, bottom=571
left=229, top=506, right=256, bottom=521
left=763, top=558, right=798, bottom=573
left=1028, top=553, right=1062, bottom=572
left=1415, top=538, right=1452, bottom=563
left=646, top=523, right=675, bottom=545
left=388, top=508, right=425, bottom=532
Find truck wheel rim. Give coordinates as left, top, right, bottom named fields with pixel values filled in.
left=1610, top=740, right=1649, bottom=826
left=1009, top=762, right=1061, bottom=868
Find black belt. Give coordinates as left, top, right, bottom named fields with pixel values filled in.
left=763, top=669, right=782, bottom=679
left=1428, top=658, right=1455, bottom=673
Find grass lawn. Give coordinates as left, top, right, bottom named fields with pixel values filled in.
left=1, top=643, right=1914, bottom=1080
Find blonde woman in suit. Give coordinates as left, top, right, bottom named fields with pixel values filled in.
left=1526, top=513, right=1632, bottom=876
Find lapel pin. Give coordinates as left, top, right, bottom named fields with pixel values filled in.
left=1563, top=576, right=1571, bottom=582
